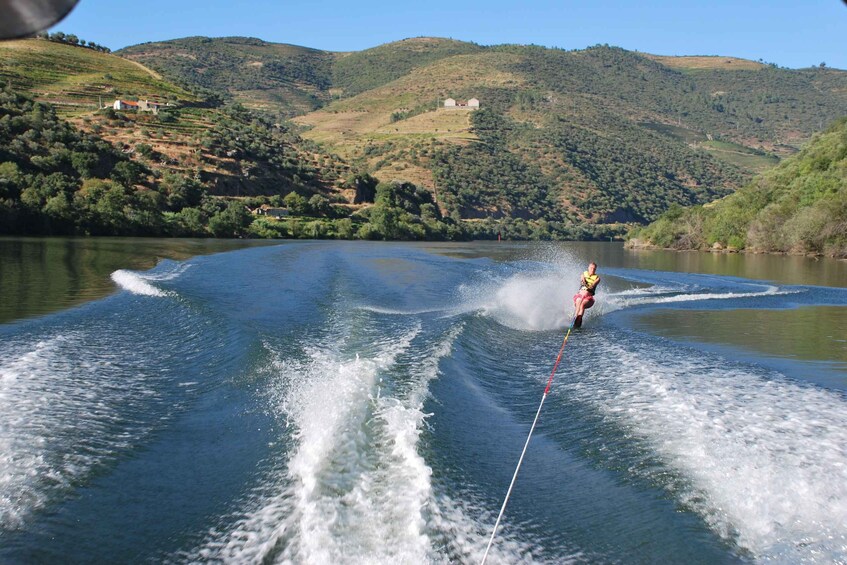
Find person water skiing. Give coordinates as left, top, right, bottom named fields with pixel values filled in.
left=572, top=261, right=600, bottom=328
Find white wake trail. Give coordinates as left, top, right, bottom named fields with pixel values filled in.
left=567, top=339, right=847, bottom=562
left=111, top=270, right=170, bottom=297
left=192, top=326, right=439, bottom=564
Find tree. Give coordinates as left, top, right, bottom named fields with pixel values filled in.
left=208, top=201, right=251, bottom=237
left=283, top=191, right=308, bottom=215
left=161, top=173, right=203, bottom=211
left=71, top=151, right=99, bottom=179
left=0, top=162, right=24, bottom=200
left=110, top=161, right=145, bottom=187
left=335, top=218, right=354, bottom=239
left=308, top=194, right=332, bottom=216
left=348, top=173, right=378, bottom=203
left=170, top=207, right=206, bottom=236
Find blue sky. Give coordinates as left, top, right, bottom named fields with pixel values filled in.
left=55, top=0, right=847, bottom=69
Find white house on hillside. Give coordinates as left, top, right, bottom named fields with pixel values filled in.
left=443, top=97, right=480, bottom=110
left=113, top=99, right=162, bottom=114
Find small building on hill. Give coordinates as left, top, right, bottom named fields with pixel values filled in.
left=113, top=100, right=137, bottom=111
left=113, top=99, right=161, bottom=114
left=251, top=205, right=289, bottom=219
left=443, top=97, right=480, bottom=110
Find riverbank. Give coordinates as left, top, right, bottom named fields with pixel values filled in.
left=625, top=237, right=847, bottom=260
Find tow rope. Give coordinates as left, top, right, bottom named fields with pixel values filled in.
left=480, top=314, right=578, bottom=565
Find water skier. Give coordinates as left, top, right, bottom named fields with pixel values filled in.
left=572, top=261, right=600, bottom=328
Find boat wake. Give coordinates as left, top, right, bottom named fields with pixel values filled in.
left=566, top=336, right=847, bottom=562
left=110, top=261, right=190, bottom=297
left=183, top=312, right=564, bottom=564
left=0, top=332, right=166, bottom=530
left=111, top=270, right=171, bottom=297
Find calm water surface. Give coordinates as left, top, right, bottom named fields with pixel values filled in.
left=0, top=237, right=274, bottom=324
left=0, top=239, right=845, bottom=564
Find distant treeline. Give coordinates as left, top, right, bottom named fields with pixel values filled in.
left=34, top=31, right=111, bottom=53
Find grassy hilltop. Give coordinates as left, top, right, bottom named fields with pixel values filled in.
left=0, top=39, right=194, bottom=112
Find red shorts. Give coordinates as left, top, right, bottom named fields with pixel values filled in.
left=573, top=292, right=595, bottom=309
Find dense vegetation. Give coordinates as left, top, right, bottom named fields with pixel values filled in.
left=0, top=85, right=249, bottom=236
left=192, top=103, right=339, bottom=195
left=504, top=45, right=845, bottom=144
left=628, top=117, right=847, bottom=257
left=432, top=109, right=560, bottom=220
left=0, top=86, right=155, bottom=235
left=449, top=106, right=746, bottom=224
left=0, top=85, right=480, bottom=241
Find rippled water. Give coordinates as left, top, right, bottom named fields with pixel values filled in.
left=1, top=240, right=846, bottom=563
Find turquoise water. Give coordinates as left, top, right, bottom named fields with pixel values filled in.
left=1, top=241, right=846, bottom=563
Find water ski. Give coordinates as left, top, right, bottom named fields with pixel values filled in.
left=573, top=314, right=583, bottom=329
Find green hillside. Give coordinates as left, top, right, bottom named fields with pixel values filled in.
left=294, top=43, right=847, bottom=228
left=0, top=38, right=194, bottom=114
left=117, top=36, right=335, bottom=116
left=116, top=36, right=484, bottom=116
left=627, top=117, right=847, bottom=257
left=0, top=38, right=353, bottom=197
left=331, top=37, right=484, bottom=97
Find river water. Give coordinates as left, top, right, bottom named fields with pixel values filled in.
left=1, top=239, right=845, bottom=564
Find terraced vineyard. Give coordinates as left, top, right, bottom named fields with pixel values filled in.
left=1, top=39, right=354, bottom=202
left=0, top=39, right=194, bottom=114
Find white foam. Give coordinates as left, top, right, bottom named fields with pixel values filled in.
left=606, top=284, right=791, bottom=312
left=355, top=305, right=447, bottom=316
left=426, top=491, right=578, bottom=564
left=0, top=333, right=162, bottom=529
left=188, top=321, right=565, bottom=563
left=565, top=340, right=847, bottom=562
left=461, top=270, right=586, bottom=332
left=111, top=270, right=170, bottom=297
left=193, top=328, right=425, bottom=563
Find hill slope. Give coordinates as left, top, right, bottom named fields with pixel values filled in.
left=292, top=43, right=847, bottom=227
left=627, top=117, right=847, bottom=257
left=1, top=38, right=353, bottom=195
left=0, top=38, right=194, bottom=112
left=331, top=37, right=484, bottom=97
left=117, top=36, right=335, bottom=116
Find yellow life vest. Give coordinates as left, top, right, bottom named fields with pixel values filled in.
left=581, top=271, right=599, bottom=294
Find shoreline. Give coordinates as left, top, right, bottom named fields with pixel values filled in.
left=625, top=238, right=847, bottom=261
